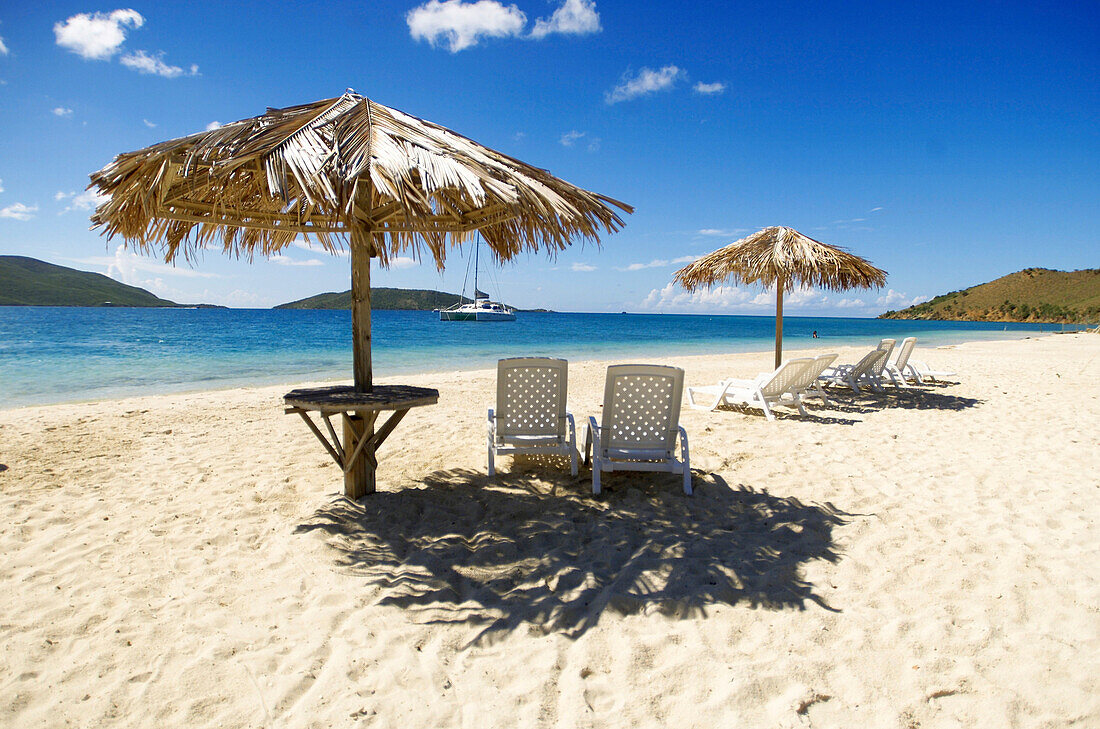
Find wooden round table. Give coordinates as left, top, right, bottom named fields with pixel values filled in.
left=284, top=384, right=439, bottom=499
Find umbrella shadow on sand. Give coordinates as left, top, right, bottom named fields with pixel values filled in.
left=296, top=468, right=848, bottom=643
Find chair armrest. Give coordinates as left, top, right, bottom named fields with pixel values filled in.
left=584, top=416, right=600, bottom=466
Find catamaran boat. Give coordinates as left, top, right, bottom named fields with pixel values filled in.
left=437, top=293, right=516, bottom=321
left=437, top=236, right=517, bottom=322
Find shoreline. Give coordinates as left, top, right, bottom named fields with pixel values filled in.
left=2, top=329, right=1059, bottom=411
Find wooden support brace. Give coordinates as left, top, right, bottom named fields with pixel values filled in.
left=287, top=408, right=344, bottom=468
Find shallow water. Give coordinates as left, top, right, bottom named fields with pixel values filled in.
left=0, top=307, right=1060, bottom=407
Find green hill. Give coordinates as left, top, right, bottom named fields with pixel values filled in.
left=880, top=268, right=1100, bottom=323
left=275, top=287, right=473, bottom=310
left=0, top=255, right=179, bottom=307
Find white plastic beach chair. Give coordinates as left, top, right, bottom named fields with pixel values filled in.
left=883, top=337, right=917, bottom=386
left=488, top=357, right=577, bottom=477
left=687, top=358, right=816, bottom=420
left=905, top=352, right=957, bottom=383
left=870, top=338, right=896, bottom=382
left=584, top=365, right=691, bottom=496
left=819, top=347, right=889, bottom=394
left=795, top=353, right=839, bottom=406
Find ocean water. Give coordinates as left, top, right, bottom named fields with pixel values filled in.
left=0, top=307, right=1063, bottom=408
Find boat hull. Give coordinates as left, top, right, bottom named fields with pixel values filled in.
left=439, top=309, right=516, bottom=322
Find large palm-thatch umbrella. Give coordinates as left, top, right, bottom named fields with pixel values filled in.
left=674, top=226, right=886, bottom=369
left=89, top=91, right=631, bottom=497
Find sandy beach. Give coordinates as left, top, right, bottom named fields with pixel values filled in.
left=2, top=334, right=1098, bottom=728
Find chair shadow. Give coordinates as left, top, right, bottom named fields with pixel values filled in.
left=296, top=469, right=848, bottom=643
left=820, top=387, right=982, bottom=414
left=710, top=403, right=860, bottom=426
left=0, top=464, right=7, bottom=473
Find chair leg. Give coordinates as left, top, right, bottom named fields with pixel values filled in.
left=592, top=463, right=601, bottom=495
left=759, top=397, right=776, bottom=421
left=487, top=441, right=495, bottom=476
left=794, top=394, right=808, bottom=417
left=680, top=430, right=692, bottom=496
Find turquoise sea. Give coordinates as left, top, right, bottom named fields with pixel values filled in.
left=0, top=307, right=1065, bottom=408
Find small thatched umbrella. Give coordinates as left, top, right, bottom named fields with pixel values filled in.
left=674, top=226, right=886, bottom=369
left=89, top=91, right=631, bottom=497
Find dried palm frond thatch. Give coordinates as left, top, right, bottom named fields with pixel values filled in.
left=674, top=226, right=887, bottom=368
left=88, top=91, right=632, bottom=269
left=673, top=226, right=886, bottom=292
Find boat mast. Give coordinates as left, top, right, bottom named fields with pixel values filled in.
left=474, top=233, right=480, bottom=300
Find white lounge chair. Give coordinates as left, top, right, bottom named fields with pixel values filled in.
left=819, top=347, right=889, bottom=394
left=584, top=364, right=691, bottom=495
left=687, top=358, right=816, bottom=420
left=906, top=352, right=957, bottom=382
left=870, top=338, right=896, bottom=383
left=795, top=353, right=839, bottom=406
left=883, top=337, right=917, bottom=386
left=488, top=357, right=577, bottom=477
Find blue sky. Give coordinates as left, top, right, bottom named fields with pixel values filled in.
left=0, top=1, right=1096, bottom=312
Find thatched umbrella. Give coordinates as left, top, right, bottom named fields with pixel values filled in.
left=89, top=91, right=631, bottom=497
left=674, top=226, right=886, bottom=369
left=90, top=91, right=630, bottom=386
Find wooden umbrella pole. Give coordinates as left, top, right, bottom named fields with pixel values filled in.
left=350, top=223, right=373, bottom=393
left=774, top=278, right=784, bottom=370
left=345, top=218, right=376, bottom=498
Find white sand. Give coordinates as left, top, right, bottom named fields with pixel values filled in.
left=2, top=334, right=1098, bottom=727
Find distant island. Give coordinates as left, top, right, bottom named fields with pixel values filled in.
left=880, top=268, right=1100, bottom=324
left=0, top=256, right=228, bottom=308
left=276, top=287, right=550, bottom=312
left=276, top=287, right=472, bottom=310
left=0, top=255, right=180, bottom=307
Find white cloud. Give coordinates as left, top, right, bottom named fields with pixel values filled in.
left=56, top=189, right=109, bottom=213
left=205, top=121, right=222, bottom=131
left=697, top=227, right=748, bottom=237
left=269, top=254, right=324, bottom=267
left=0, top=36, right=8, bottom=56
left=54, top=9, right=144, bottom=60
left=407, top=0, right=526, bottom=52
left=531, top=0, right=601, bottom=39
left=693, top=81, right=725, bottom=95
left=53, top=107, right=73, bottom=117
left=640, top=282, right=831, bottom=313
left=292, top=240, right=348, bottom=257
left=67, top=246, right=220, bottom=280
left=587, top=137, right=601, bottom=152
left=834, top=297, right=867, bottom=309
left=605, top=65, right=684, bottom=104
left=571, top=262, right=597, bottom=272
left=388, top=256, right=419, bottom=269
left=0, top=178, right=4, bottom=194
left=0, top=202, right=37, bottom=220
left=877, top=290, right=928, bottom=309
left=869, top=206, right=883, bottom=212
left=143, top=119, right=156, bottom=128
left=560, top=130, right=585, bottom=147
left=119, top=50, right=196, bottom=78
left=616, top=255, right=697, bottom=272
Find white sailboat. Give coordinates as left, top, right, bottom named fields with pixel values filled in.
left=438, top=237, right=516, bottom=322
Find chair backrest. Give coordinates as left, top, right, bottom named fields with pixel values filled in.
left=893, top=337, right=917, bottom=370
left=871, top=339, right=896, bottom=376
left=850, top=348, right=888, bottom=378
left=794, top=353, right=838, bottom=390
left=600, top=364, right=684, bottom=454
left=496, top=357, right=568, bottom=438
left=759, top=358, right=814, bottom=397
